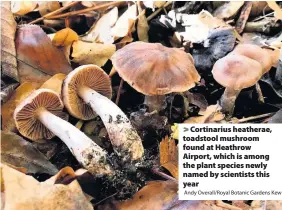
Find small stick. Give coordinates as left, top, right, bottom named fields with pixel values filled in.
left=237, top=113, right=274, bottom=123
left=29, top=1, right=80, bottom=24
left=147, top=1, right=172, bottom=21
left=152, top=167, right=177, bottom=182
left=46, top=1, right=124, bottom=19
left=115, top=79, right=124, bottom=105
left=256, top=82, right=265, bottom=103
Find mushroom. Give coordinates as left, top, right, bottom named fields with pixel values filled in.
left=212, top=54, right=263, bottom=116
left=14, top=88, right=112, bottom=175
left=231, top=44, right=273, bottom=73
left=62, top=64, right=144, bottom=162
left=111, top=41, right=200, bottom=112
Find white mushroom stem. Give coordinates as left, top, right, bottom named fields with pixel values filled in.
left=37, top=108, right=113, bottom=175
left=78, top=86, right=144, bottom=162
left=220, top=88, right=241, bottom=117
left=144, top=95, right=166, bottom=112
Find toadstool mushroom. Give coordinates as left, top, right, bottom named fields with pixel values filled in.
left=111, top=41, right=201, bottom=112
left=62, top=64, right=144, bottom=162
left=231, top=44, right=273, bottom=73
left=14, top=88, right=112, bottom=175
left=212, top=54, right=263, bottom=116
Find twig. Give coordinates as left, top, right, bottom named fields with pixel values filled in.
left=256, top=82, right=265, bottom=103
left=253, top=11, right=274, bottom=22
left=94, top=192, right=118, bottom=206
left=46, top=1, right=124, bottom=19
left=29, top=1, right=80, bottom=24
left=152, top=167, right=177, bottom=182
left=147, top=1, right=172, bottom=21
left=237, top=113, right=274, bottom=123
left=115, top=79, right=124, bottom=105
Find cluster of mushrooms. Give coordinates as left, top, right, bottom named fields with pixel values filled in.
left=13, top=41, right=272, bottom=175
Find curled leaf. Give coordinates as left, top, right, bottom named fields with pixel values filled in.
left=1, top=82, right=36, bottom=132
left=52, top=28, right=78, bottom=47
left=71, top=40, right=116, bottom=66
left=111, top=4, right=137, bottom=39
left=160, top=136, right=178, bottom=179
left=1, top=164, right=93, bottom=210
left=1, top=2, right=19, bottom=81
left=82, top=7, right=118, bottom=44
left=1, top=132, right=58, bottom=175
left=11, top=1, right=37, bottom=15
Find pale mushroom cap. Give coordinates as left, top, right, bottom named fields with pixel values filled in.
left=111, top=41, right=200, bottom=96
left=231, top=44, right=272, bottom=73
left=14, top=89, right=68, bottom=141
left=212, top=54, right=263, bottom=90
left=63, top=64, right=112, bottom=120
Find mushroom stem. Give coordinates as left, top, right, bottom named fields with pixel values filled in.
left=78, top=86, right=144, bottom=162
left=37, top=108, right=112, bottom=175
left=220, top=88, right=241, bottom=116
left=144, top=95, right=166, bottom=112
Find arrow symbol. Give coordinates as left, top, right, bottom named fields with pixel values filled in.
left=184, top=127, right=189, bottom=132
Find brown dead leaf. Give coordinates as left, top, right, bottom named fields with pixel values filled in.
left=213, top=1, right=244, bottom=19
left=16, top=25, right=72, bottom=87
left=1, top=2, right=19, bottom=82
left=71, top=40, right=116, bottom=66
left=137, top=3, right=149, bottom=42
left=184, top=105, right=224, bottom=124
left=1, top=132, right=58, bottom=175
left=40, top=73, right=66, bottom=96
left=11, top=1, right=37, bottom=15
left=1, top=82, right=36, bottom=132
left=37, top=1, right=61, bottom=16
left=52, top=28, right=78, bottom=47
left=111, top=4, right=137, bottom=39
left=1, top=164, right=93, bottom=210
left=160, top=136, right=178, bottom=179
left=82, top=7, right=118, bottom=44
left=267, top=1, right=282, bottom=20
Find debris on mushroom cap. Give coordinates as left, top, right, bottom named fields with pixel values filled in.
left=14, top=89, right=68, bottom=141
left=111, top=41, right=200, bottom=96
left=63, top=64, right=112, bottom=120
left=212, top=54, right=263, bottom=90
left=231, top=44, right=273, bottom=73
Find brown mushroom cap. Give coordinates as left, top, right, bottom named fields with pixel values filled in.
left=111, top=41, right=200, bottom=96
left=231, top=44, right=272, bottom=73
left=212, top=54, right=263, bottom=90
left=14, top=89, right=68, bottom=141
left=63, top=64, right=112, bottom=120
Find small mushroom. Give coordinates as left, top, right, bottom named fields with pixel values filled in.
left=231, top=44, right=273, bottom=73
left=14, top=89, right=112, bottom=175
left=111, top=41, right=200, bottom=112
left=212, top=54, right=263, bottom=116
left=62, top=64, right=144, bottom=162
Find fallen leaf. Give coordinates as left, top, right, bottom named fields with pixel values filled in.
left=160, top=136, right=178, bottom=179
left=82, top=7, right=118, bottom=43
left=213, top=1, right=244, bottom=19
left=37, top=1, right=60, bottom=16
left=40, top=74, right=66, bottom=96
left=71, top=40, right=116, bottom=66
left=1, top=132, right=58, bottom=175
left=100, top=181, right=225, bottom=210
left=11, top=1, right=37, bottom=15
left=52, top=28, right=78, bottom=47
left=250, top=2, right=271, bottom=17
left=137, top=3, right=149, bottom=42
left=1, top=2, right=19, bottom=82
left=1, top=82, right=36, bottom=132
left=16, top=25, right=72, bottom=87
left=235, top=2, right=253, bottom=34
left=111, top=4, right=137, bottom=39
left=1, top=164, right=93, bottom=210
left=266, top=201, right=282, bottom=210
left=267, top=1, right=282, bottom=20
left=184, top=105, right=224, bottom=124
